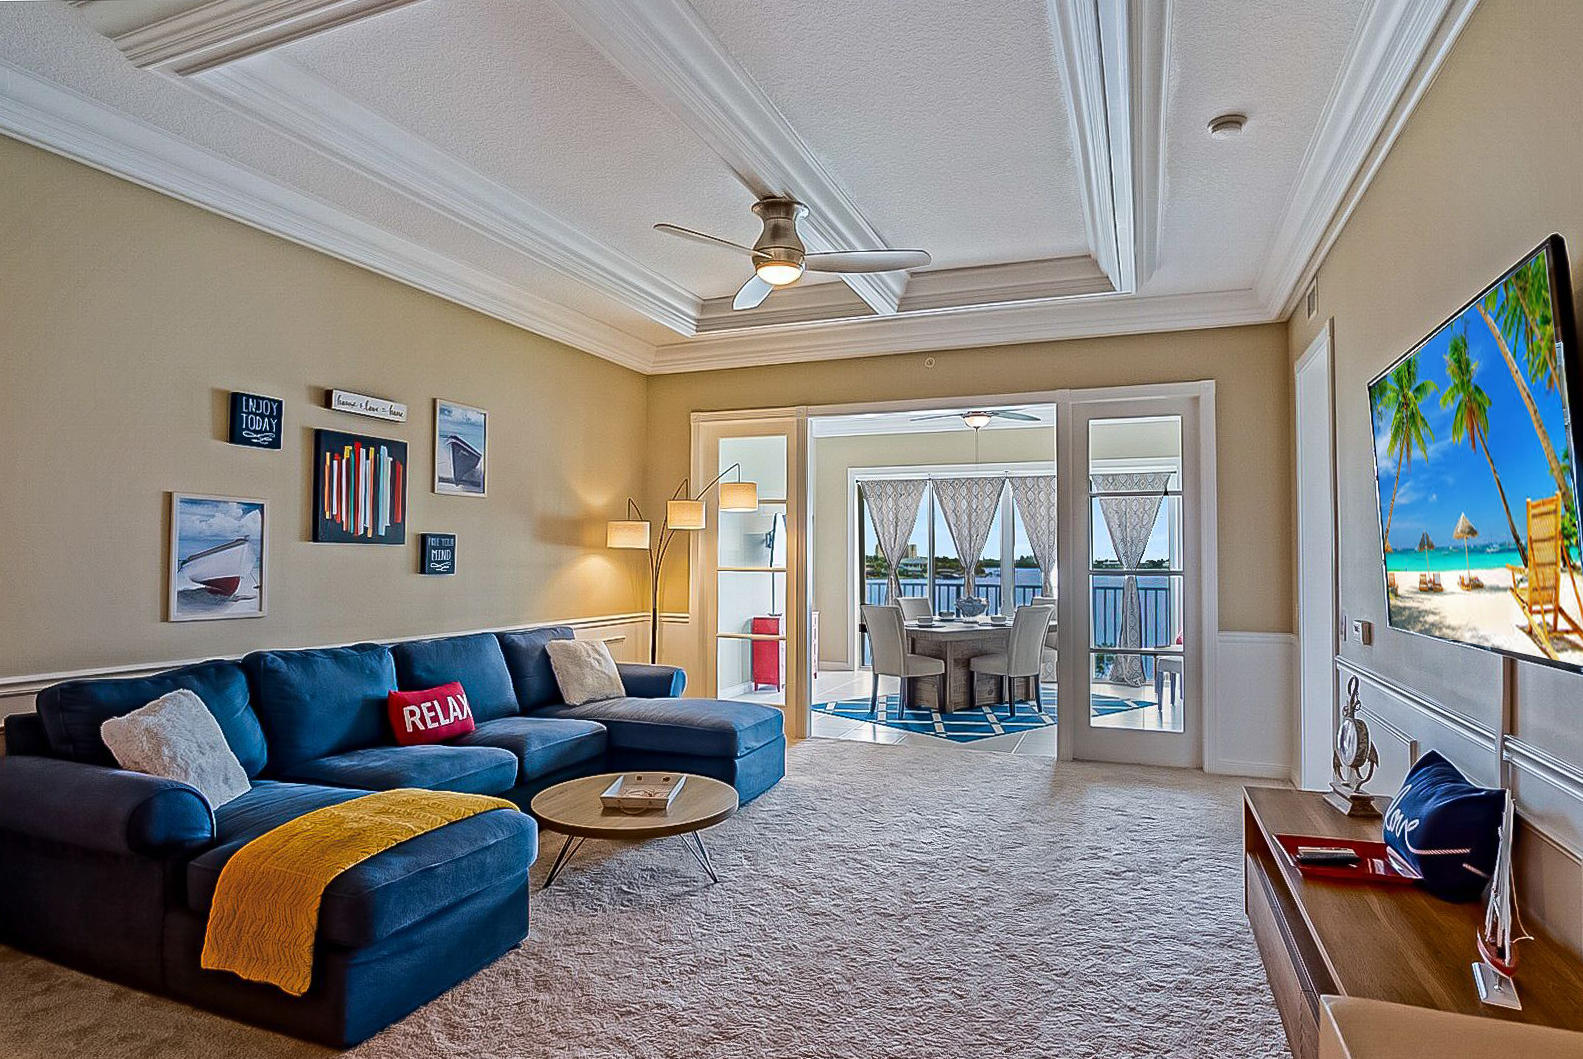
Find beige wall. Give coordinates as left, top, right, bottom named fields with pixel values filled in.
left=648, top=323, right=1295, bottom=663
left=810, top=426, right=1056, bottom=670
left=1287, top=0, right=1583, bottom=949
left=0, top=134, right=650, bottom=682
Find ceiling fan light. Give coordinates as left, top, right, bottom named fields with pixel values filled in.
left=961, top=412, right=994, bottom=430
left=755, top=260, right=804, bottom=286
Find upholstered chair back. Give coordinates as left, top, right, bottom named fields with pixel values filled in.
left=862, top=604, right=908, bottom=676
left=893, top=596, right=932, bottom=622
left=1008, top=604, right=1054, bottom=675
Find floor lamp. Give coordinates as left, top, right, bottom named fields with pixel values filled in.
left=607, top=465, right=759, bottom=664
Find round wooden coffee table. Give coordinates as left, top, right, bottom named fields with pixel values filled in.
left=529, top=773, right=738, bottom=888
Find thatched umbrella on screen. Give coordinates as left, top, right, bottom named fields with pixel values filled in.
left=1416, top=531, right=1441, bottom=591
left=1452, top=513, right=1481, bottom=589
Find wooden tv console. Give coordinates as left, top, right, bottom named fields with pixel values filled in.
left=1243, top=786, right=1583, bottom=1058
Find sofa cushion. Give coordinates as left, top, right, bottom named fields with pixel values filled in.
left=244, top=644, right=396, bottom=773
left=534, top=697, right=783, bottom=758
left=496, top=626, right=575, bottom=710
left=276, top=745, right=518, bottom=796
left=36, top=661, right=267, bottom=777
left=390, top=634, right=519, bottom=723
left=186, top=780, right=536, bottom=948
left=452, top=716, right=607, bottom=782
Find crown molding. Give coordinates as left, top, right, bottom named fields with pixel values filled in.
left=110, top=0, right=422, bottom=75
left=649, top=287, right=1269, bottom=374
left=197, top=55, right=700, bottom=335
left=0, top=58, right=658, bottom=372
left=1047, top=0, right=1136, bottom=295
left=550, top=0, right=904, bottom=317
left=1255, top=0, right=1478, bottom=317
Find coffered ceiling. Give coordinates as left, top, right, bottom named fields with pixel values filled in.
left=2, top=0, right=1477, bottom=373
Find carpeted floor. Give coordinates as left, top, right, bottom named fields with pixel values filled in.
left=0, top=739, right=1283, bottom=1058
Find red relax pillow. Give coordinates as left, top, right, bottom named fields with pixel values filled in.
left=387, top=682, right=475, bottom=745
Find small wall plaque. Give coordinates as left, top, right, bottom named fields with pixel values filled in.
left=421, top=533, right=456, bottom=575
left=329, top=389, right=408, bottom=423
left=229, top=392, right=283, bottom=448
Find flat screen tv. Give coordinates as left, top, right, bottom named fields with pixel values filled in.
left=1369, top=235, right=1583, bottom=670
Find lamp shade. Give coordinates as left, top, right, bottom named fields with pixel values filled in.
left=667, top=498, right=706, bottom=531
left=606, top=520, right=651, bottom=549
left=719, top=480, right=759, bottom=511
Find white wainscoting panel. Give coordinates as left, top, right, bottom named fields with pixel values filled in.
left=0, top=612, right=655, bottom=730
left=1338, top=656, right=1583, bottom=958
left=1207, top=631, right=1296, bottom=779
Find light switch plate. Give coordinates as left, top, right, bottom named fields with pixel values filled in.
left=1350, top=618, right=1372, bottom=645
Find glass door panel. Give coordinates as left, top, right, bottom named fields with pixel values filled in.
left=713, top=434, right=791, bottom=709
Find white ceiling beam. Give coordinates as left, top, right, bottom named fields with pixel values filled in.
left=107, top=0, right=425, bottom=75
left=1047, top=0, right=1136, bottom=295
left=196, top=56, right=700, bottom=335
left=0, top=57, right=658, bottom=371
left=1127, top=0, right=1169, bottom=286
left=1256, top=0, right=1479, bottom=317
left=550, top=0, right=905, bottom=317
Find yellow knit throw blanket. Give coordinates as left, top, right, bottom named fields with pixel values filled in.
left=201, top=788, right=515, bottom=996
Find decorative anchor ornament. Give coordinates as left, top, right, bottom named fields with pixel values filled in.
left=1325, top=675, right=1382, bottom=817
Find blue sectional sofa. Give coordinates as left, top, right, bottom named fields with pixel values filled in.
left=0, top=625, right=785, bottom=1045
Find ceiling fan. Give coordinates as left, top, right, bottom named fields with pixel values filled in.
left=911, top=409, right=1042, bottom=429
left=654, top=197, right=931, bottom=310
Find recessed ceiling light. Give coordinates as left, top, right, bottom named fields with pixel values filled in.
left=1208, top=113, right=1247, bottom=139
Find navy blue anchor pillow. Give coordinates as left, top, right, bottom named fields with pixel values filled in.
left=1382, top=750, right=1505, bottom=901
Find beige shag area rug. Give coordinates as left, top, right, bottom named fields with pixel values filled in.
left=0, top=739, right=1283, bottom=1058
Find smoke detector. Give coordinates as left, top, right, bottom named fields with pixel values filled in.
left=1208, top=113, right=1247, bottom=139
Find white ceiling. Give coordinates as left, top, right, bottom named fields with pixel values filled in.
left=1, top=0, right=1478, bottom=373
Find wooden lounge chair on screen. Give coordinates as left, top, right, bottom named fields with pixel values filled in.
left=1507, top=495, right=1583, bottom=659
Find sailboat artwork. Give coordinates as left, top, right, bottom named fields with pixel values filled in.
left=168, top=495, right=267, bottom=621
left=434, top=400, right=487, bottom=497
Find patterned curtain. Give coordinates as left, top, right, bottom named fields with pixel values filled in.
left=861, top=479, right=929, bottom=601
left=933, top=477, right=1007, bottom=598
left=1009, top=475, right=1058, bottom=596
left=1094, top=472, right=1172, bottom=686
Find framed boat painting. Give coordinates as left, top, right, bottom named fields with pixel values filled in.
left=434, top=399, right=487, bottom=497
left=168, top=494, right=267, bottom=622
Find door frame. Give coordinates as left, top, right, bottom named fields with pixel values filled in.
left=1294, top=323, right=1338, bottom=789
left=1058, top=385, right=1217, bottom=768
left=690, top=381, right=1218, bottom=765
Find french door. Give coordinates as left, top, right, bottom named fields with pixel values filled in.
left=693, top=412, right=809, bottom=740
left=1058, top=392, right=1210, bottom=767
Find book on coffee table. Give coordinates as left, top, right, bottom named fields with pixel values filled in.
left=599, top=773, right=687, bottom=813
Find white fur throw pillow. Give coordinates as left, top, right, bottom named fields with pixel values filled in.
left=545, top=639, right=626, bottom=706
left=100, top=689, right=250, bottom=808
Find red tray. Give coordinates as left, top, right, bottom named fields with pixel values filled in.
left=1273, top=833, right=1421, bottom=885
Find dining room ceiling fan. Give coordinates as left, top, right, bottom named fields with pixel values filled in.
left=910, top=409, right=1043, bottom=429
left=654, top=197, right=931, bottom=310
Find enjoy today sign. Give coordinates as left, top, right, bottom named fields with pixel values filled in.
left=228, top=392, right=283, bottom=449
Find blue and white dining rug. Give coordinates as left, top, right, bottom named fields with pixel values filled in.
left=812, top=686, right=1152, bottom=743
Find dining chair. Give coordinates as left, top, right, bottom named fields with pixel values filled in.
left=970, top=604, right=1054, bottom=715
left=893, top=595, right=933, bottom=622
left=861, top=604, right=945, bottom=717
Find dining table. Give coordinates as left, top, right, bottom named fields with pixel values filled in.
left=900, top=618, right=1024, bottom=713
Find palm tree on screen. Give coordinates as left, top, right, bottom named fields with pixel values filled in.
left=1478, top=279, right=1573, bottom=511
left=1442, top=331, right=1526, bottom=564
left=1376, top=358, right=1437, bottom=551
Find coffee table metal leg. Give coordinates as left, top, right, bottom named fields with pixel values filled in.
left=542, top=834, right=584, bottom=890
left=684, top=831, right=720, bottom=884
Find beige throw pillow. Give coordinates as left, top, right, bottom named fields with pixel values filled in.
left=100, top=689, right=250, bottom=808
left=545, top=638, right=626, bottom=706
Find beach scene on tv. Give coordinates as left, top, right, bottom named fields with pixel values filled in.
left=1370, top=244, right=1583, bottom=664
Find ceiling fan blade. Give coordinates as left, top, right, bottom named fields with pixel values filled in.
left=654, top=223, right=757, bottom=255
left=804, top=249, right=931, bottom=273
left=909, top=413, right=965, bottom=421
left=991, top=411, right=1041, bottom=422
left=732, top=274, right=774, bottom=310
